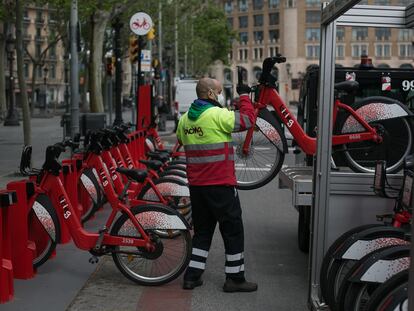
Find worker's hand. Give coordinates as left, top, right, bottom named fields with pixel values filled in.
left=236, top=84, right=251, bottom=96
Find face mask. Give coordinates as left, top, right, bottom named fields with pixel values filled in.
left=217, top=93, right=225, bottom=106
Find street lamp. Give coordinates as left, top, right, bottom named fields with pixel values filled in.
left=42, top=66, right=49, bottom=114
left=4, top=33, right=19, bottom=126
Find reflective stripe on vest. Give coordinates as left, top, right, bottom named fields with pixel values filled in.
left=234, top=111, right=252, bottom=131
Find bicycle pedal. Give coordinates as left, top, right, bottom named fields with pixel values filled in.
left=89, top=256, right=99, bottom=264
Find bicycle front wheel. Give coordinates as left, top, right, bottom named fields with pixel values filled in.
left=233, top=115, right=285, bottom=190
left=110, top=205, right=191, bottom=286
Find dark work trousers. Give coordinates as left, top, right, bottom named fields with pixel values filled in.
left=184, top=185, right=245, bottom=282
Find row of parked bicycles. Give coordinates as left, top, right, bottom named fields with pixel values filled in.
left=18, top=124, right=195, bottom=286
left=320, top=158, right=413, bottom=311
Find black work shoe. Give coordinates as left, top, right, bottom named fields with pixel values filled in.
left=223, top=279, right=258, bottom=293
left=183, top=279, right=203, bottom=290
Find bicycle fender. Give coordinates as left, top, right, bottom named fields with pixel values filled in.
left=80, top=168, right=100, bottom=205
left=32, top=194, right=61, bottom=243
left=333, top=226, right=406, bottom=260
left=257, top=108, right=288, bottom=153
left=341, top=97, right=412, bottom=133
left=131, top=204, right=190, bottom=230
left=140, top=177, right=190, bottom=201
left=347, top=245, right=410, bottom=283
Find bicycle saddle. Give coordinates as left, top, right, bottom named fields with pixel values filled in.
left=116, top=167, right=148, bottom=182
left=139, top=159, right=163, bottom=171
left=147, top=151, right=169, bottom=163
left=334, top=81, right=359, bottom=93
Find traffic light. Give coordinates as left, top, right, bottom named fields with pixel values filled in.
left=129, top=36, right=139, bottom=63
left=152, top=58, right=161, bottom=79
left=105, top=56, right=113, bottom=76
left=147, top=27, right=155, bottom=40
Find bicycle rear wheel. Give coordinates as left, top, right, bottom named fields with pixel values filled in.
left=339, top=98, right=413, bottom=173
left=110, top=205, right=191, bottom=286
left=233, top=114, right=285, bottom=190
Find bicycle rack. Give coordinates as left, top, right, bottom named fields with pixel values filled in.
left=6, top=180, right=37, bottom=279
left=0, top=190, right=17, bottom=303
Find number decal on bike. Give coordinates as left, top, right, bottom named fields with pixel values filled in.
left=122, top=238, right=134, bottom=244
left=64, top=211, right=72, bottom=219
left=402, top=80, right=414, bottom=91
left=280, top=107, right=294, bottom=128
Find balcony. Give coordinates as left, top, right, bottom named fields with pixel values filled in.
left=23, top=34, right=32, bottom=42
left=23, top=17, right=31, bottom=24
left=35, top=18, right=44, bottom=25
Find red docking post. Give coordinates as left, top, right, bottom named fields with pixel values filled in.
left=0, top=190, right=17, bottom=303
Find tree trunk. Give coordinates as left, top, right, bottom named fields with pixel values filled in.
left=30, top=62, right=37, bottom=115
left=0, top=22, right=7, bottom=120
left=15, top=0, right=31, bottom=145
left=89, top=10, right=110, bottom=113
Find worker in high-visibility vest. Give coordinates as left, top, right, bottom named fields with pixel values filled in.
left=177, top=77, right=257, bottom=292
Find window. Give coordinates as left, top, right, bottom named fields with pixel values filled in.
left=306, top=28, right=320, bottom=41
left=37, top=66, right=42, bottom=78
left=227, top=18, right=233, bottom=27
left=336, top=27, right=345, bottom=41
left=36, top=27, right=41, bottom=37
left=352, top=44, right=368, bottom=57
left=36, top=10, right=43, bottom=22
left=375, top=44, right=391, bottom=58
left=24, top=63, right=29, bottom=78
left=306, top=0, right=320, bottom=6
left=49, top=45, right=56, bottom=59
left=373, top=0, right=390, bottom=4
left=352, top=27, right=368, bottom=40
left=269, top=29, right=280, bottom=42
left=228, top=51, right=233, bottom=60
left=50, top=64, right=56, bottom=79
left=224, top=1, right=233, bottom=14
left=268, top=0, right=280, bottom=9
left=336, top=45, right=345, bottom=58
left=23, top=9, right=29, bottom=20
left=306, top=45, right=320, bottom=59
left=253, top=0, right=263, bottom=10
left=239, top=0, right=248, bottom=12
left=239, top=32, right=248, bottom=43
left=399, top=44, right=413, bottom=58
left=239, top=16, right=248, bottom=28
left=286, top=0, right=295, bottom=8
left=375, top=28, right=391, bottom=41
left=35, top=43, right=42, bottom=57
left=306, top=11, right=320, bottom=23
left=399, top=29, right=413, bottom=41
left=254, top=48, right=263, bottom=60
left=396, top=0, right=411, bottom=5
left=269, top=46, right=280, bottom=57
left=269, top=13, right=279, bottom=25
left=254, top=15, right=263, bottom=27
left=238, top=49, right=248, bottom=60
left=254, top=31, right=263, bottom=42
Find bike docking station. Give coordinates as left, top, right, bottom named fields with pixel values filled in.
left=0, top=190, right=17, bottom=303
left=274, top=1, right=414, bottom=310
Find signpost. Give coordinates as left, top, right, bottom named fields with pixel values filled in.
left=129, top=12, right=153, bottom=128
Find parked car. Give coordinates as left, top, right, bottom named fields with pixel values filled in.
left=174, top=79, right=198, bottom=118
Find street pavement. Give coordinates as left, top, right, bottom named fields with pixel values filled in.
left=1, top=111, right=308, bottom=310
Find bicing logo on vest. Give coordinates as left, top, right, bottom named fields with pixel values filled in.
left=184, top=126, right=204, bottom=137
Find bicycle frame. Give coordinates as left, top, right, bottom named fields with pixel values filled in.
left=243, top=86, right=381, bottom=155
left=38, top=159, right=151, bottom=250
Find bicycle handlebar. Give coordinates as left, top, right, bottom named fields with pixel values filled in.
left=237, top=66, right=243, bottom=86
left=259, top=55, right=286, bottom=85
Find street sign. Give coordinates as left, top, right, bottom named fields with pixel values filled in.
left=129, top=12, right=153, bottom=36
left=141, top=49, right=152, bottom=72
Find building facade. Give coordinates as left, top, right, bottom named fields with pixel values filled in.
left=215, top=0, right=413, bottom=104
left=21, top=5, right=66, bottom=108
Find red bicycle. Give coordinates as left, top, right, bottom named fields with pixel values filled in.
left=23, top=142, right=191, bottom=285
left=234, top=56, right=413, bottom=190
